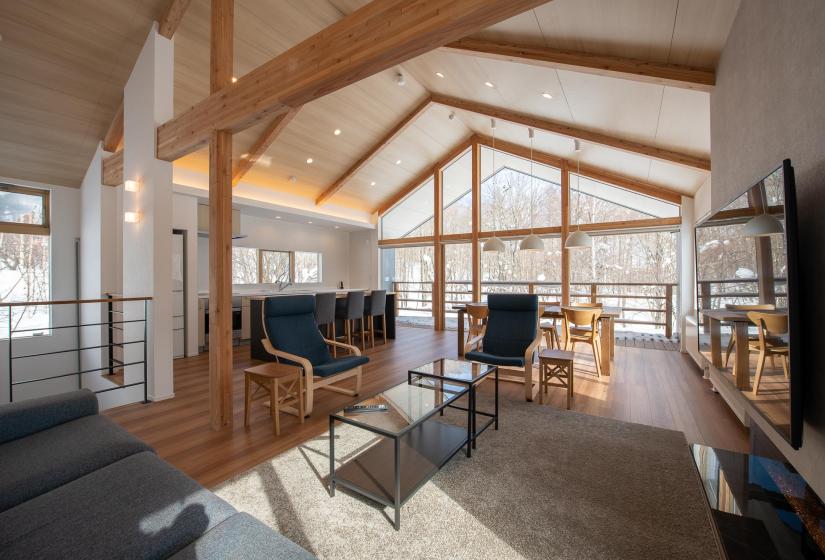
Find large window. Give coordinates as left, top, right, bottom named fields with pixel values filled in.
left=442, top=150, right=472, bottom=235
left=569, top=174, right=680, bottom=223
left=480, top=147, right=561, bottom=232
left=231, top=247, right=259, bottom=284
left=0, top=184, right=51, bottom=337
left=481, top=237, right=562, bottom=301
left=380, top=176, right=434, bottom=239
left=381, top=245, right=434, bottom=327
left=295, top=251, right=322, bottom=284
left=261, top=250, right=291, bottom=284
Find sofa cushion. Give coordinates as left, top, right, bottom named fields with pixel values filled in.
left=0, top=451, right=236, bottom=560
left=465, top=350, right=526, bottom=368
left=169, top=512, right=316, bottom=560
left=312, top=354, right=369, bottom=377
left=0, top=413, right=152, bottom=512
left=0, top=389, right=97, bottom=444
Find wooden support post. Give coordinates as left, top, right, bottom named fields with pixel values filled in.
left=471, top=141, right=481, bottom=302
left=208, top=0, right=234, bottom=430
left=665, top=284, right=674, bottom=339
left=433, top=166, right=444, bottom=331
left=561, top=160, right=570, bottom=306
left=590, top=283, right=597, bottom=304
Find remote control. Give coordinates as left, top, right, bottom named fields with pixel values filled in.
left=344, top=404, right=388, bottom=413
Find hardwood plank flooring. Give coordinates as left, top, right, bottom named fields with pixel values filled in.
left=106, top=327, right=748, bottom=488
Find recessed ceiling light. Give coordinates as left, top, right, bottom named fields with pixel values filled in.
left=541, top=92, right=553, bottom=99
left=370, top=181, right=376, bottom=186
left=334, top=225, right=340, bottom=229
left=484, top=81, right=495, bottom=88
left=306, top=157, right=313, bottom=164
left=276, top=216, right=282, bottom=219
left=240, top=153, right=249, bottom=159
left=333, top=128, right=341, bottom=136
left=435, top=72, right=445, bottom=78
left=307, top=221, right=313, bottom=224
left=395, top=159, right=402, bottom=165
left=231, top=76, right=238, bottom=83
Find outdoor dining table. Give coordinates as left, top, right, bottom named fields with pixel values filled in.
left=453, top=303, right=622, bottom=376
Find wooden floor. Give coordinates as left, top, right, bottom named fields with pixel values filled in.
left=106, top=326, right=748, bottom=488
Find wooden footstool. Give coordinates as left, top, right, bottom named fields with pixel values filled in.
left=538, top=349, right=575, bottom=409
left=244, top=362, right=304, bottom=435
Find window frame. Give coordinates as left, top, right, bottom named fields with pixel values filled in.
left=259, top=249, right=293, bottom=284
left=230, top=247, right=324, bottom=285
left=0, top=184, right=50, bottom=235
left=293, top=250, right=323, bottom=284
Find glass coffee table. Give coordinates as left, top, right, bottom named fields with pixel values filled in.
left=408, top=358, right=498, bottom=452
left=329, top=379, right=470, bottom=530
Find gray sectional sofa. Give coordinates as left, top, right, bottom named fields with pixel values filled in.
left=0, top=389, right=315, bottom=560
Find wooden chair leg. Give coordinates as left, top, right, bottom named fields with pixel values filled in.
left=781, top=355, right=789, bottom=379
left=355, top=367, right=362, bottom=395
left=297, top=374, right=305, bottom=423
left=752, top=350, right=766, bottom=396
left=724, top=336, right=736, bottom=368
left=304, top=376, right=315, bottom=417
left=331, top=322, right=337, bottom=357
left=272, top=380, right=280, bottom=436
left=243, top=374, right=251, bottom=427
left=592, top=339, right=602, bottom=378
left=370, top=316, right=375, bottom=348
left=346, top=319, right=352, bottom=347
left=382, top=315, right=387, bottom=344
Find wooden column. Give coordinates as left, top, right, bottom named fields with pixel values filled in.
left=471, top=141, right=481, bottom=301
left=561, top=160, right=570, bottom=306
left=748, top=185, right=776, bottom=306
left=209, top=0, right=234, bottom=430
left=433, top=167, right=444, bottom=330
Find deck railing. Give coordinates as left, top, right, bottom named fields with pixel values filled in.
left=393, top=280, right=678, bottom=336
left=2, top=296, right=151, bottom=403
left=697, top=278, right=787, bottom=332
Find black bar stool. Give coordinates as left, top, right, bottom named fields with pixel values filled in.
left=363, top=290, right=387, bottom=348
left=335, top=291, right=366, bottom=350
left=314, top=292, right=337, bottom=356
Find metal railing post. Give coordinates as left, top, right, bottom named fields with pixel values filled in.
left=107, top=295, right=114, bottom=375
left=7, top=307, right=12, bottom=402
left=143, top=300, right=149, bottom=404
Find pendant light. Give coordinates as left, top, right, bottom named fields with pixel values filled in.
left=565, top=139, right=593, bottom=250
left=519, top=128, right=545, bottom=252
left=483, top=118, right=505, bottom=252
left=742, top=188, right=784, bottom=236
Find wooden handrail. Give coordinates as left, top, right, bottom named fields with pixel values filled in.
left=0, top=296, right=152, bottom=308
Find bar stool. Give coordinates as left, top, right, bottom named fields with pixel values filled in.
left=336, top=291, right=366, bottom=350
left=314, top=292, right=338, bottom=356
left=363, top=290, right=387, bottom=348
left=538, top=349, right=575, bottom=409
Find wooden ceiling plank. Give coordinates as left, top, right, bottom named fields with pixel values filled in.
left=474, top=133, right=685, bottom=205
left=444, top=38, right=715, bottom=91
left=316, top=97, right=432, bottom=205
left=101, top=150, right=123, bottom=187
left=232, top=107, right=301, bottom=186
left=433, top=94, right=711, bottom=171
left=156, top=0, right=552, bottom=162
left=159, top=0, right=193, bottom=39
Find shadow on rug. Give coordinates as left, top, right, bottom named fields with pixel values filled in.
left=215, top=393, right=720, bottom=560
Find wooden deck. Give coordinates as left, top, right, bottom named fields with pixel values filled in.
left=106, top=326, right=748, bottom=488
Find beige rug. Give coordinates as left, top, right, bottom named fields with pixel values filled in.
left=216, top=391, right=720, bottom=560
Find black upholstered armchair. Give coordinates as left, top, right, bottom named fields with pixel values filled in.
left=262, top=295, right=368, bottom=416
left=464, top=294, right=543, bottom=401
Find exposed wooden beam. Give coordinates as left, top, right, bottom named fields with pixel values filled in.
left=578, top=217, right=681, bottom=232
left=373, top=135, right=473, bottom=216
left=377, top=236, right=435, bottom=247
left=316, top=97, right=432, bottom=205
left=208, top=0, right=234, bottom=431
left=232, top=107, right=300, bottom=186
left=475, top=133, right=687, bottom=205
left=159, top=0, right=192, bottom=38
left=156, top=0, right=551, bottom=162
left=444, top=38, right=715, bottom=92
left=101, top=150, right=123, bottom=187
left=102, top=101, right=124, bottom=152
left=432, top=94, right=711, bottom=171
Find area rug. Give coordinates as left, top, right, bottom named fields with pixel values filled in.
left=215, top=392, right=721, bottom=560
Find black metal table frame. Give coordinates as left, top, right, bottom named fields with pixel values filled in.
left=328, top=381, right=470, bottom=530
left=407, top=363, right=499, bottom=453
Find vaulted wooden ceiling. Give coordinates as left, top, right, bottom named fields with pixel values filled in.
left=0, top=0, right=741, bottom=213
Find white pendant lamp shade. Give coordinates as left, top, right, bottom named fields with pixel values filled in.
left=565, top=229, right=593, bottom=249
left=483, top=236, right=506, bottom=252
left=742, top=213, right=784, bottom=237
left=519, top=234, right=544, bottom=252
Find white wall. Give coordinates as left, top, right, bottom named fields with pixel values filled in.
left=349, top=229, right=379, bottom=290
left=710, top=0, right=825, bottom=496
left=0, top=178, right=80, bottom=403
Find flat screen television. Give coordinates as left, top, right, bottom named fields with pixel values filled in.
left=695, top=160, right=802, bottom=449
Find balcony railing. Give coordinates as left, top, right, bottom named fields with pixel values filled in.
left=393, top=280, right=678, bottom=336
left=3, top=296, right=151, bottom=403
left=697, top=278, right=787, bottom=332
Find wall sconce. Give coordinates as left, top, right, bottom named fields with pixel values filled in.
left=124, top=211, right=141, bottom=223
left=124, top=179, right=140, bottom=192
